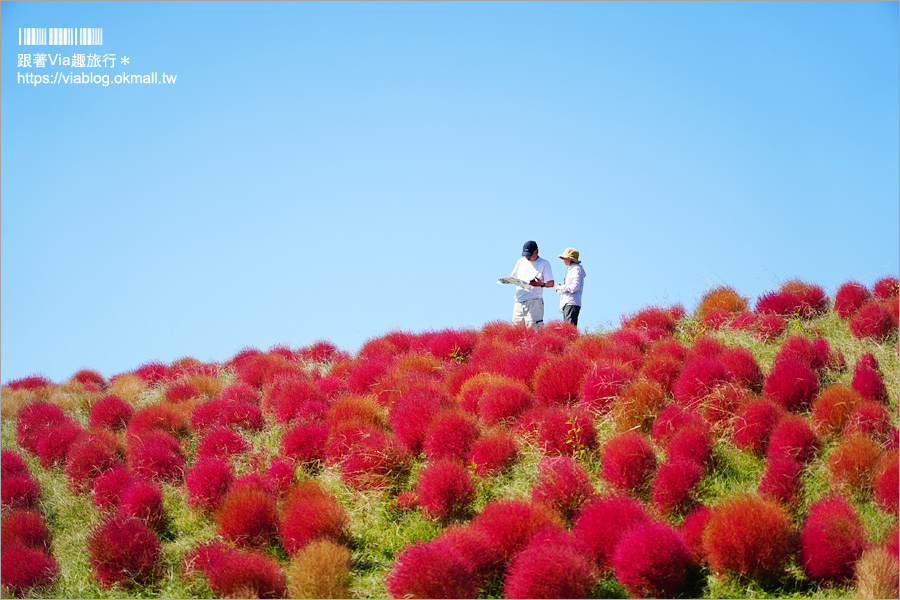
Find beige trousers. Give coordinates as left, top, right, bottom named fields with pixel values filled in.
left=513, top=298, right=544, bottom=328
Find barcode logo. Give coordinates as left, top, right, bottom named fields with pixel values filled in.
left=18, top=28, right=103, bottom=46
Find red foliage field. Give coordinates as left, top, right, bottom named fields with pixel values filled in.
left=1, top=277, right=898, bottom=598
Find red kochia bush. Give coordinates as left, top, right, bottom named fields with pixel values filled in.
left=388, top=386, right=449, bottom=454
left=4, top=374, right=52, bottom=390
left=280, top=422, right=328, bottom=467
left=503, top=534, right=597, bottom=599
left=91, top=467, right=133, bottom=511
left=874, top=452, right=899, bottom=514
left=65, top=430, right=123, bottom=493
left=852, top=357, right=889, bottom=404
left=88, top=515, right=162, bottom=587
left=500, top=346, right=547, bottom=385
left=422, top=410, right=479, bottom=463
left=702, top=495, right=795, bottom=584
left=164, top=381, right=201, bottom=403
left=680, top=505, right=712, bottom=565
left=127, top=430, right=184, bottom=484
left=264, top=458, right=295, bottom=498
left=800, top=495, right=868, bottom=584
left=827, top=433, right=882, bottom=492
left=416, top=461, right=476, bottom=522
left=280, top=482, right=348, bottom=555
left=266, top=373, right=327, bottom=424
left=234, top=352, right=294, bottom=389
left=756, top=290, right=806, bottom=318
left=640, top=355, right=682, bottom=394
left=531, top=456, right=594, bottom=520
left=667, top=425, right=714, bottom=470
left=182, top=541, right=233, bottom=581
left=764, top=356, right=819, bottom=411
left=35, top=420, right=83, bottom=469
left=436, top=524, right=506, bottom=587
left=118, top=479, right=167, bottom=533
left=219, top=381, right=261, bottom=404
left=850, top=300, right=895, bottom=341
left=73, top=368, right=106, bottom=389
left=673, top=357, right=731, bottom=408
left=733, top=397, right=785, bottom=456
left=834, top=281, right=871, bottom=319
left=651, top=403, right=707, bottom=444
left=2, top=510, right=52, bottom=551
left=623, top=305, right=678, bottom=333
left=758, top=455, right=804, bottom=506
left=781, top=280, right=830, bottom=317
left=132, top=361, right=169, bottom=385
left=572, top=493, right=651, bottom=570
left=127, top=404, right=189, bottom=440
left=774, top=335, right=831, bottom=371
left=385, top=539, right=476, bottom=599
left=194, top=427, right=251, bottom=460
left=467, top=432, right=518, bottom=476
left=206, top=548, right=287, bottom=599
left=811, top=384, right=864, bottom=436
left=754, top=313, right=787, bottom=341
left=2, top=450, right=29, bottom=478
left=216, top=485, right=279, bottom=548
left=346, top=357, right=392, bottom=395
left=700, top=285, right=749, bottom=315
left=577, top=362, right=634, bottom=413
left=601, top=431, right=657, bottom=495
left=427, top=328, right=478, bottom=361
left=475, top=377, right=533, bottom=425
left=612, top=379, right=669, bottom=433
left=720, top=347, right=764, bottom=392
left=533, top=321, right=579, bottom=353
left=0, top=541, right=59, bottom=596
left=325, top=422, right=403, bottom=490
left=1, top=475, right=42, bottom=511
left=536, top=406, right=597, bottom=457
left=766, top=415, right=819, bottom=464
left=533, top=354, right=590, bottom=406
left=185, top=457, right=234, bottom=513
left=89, top=395, right=134, bottom=431
left=873, top=276, right=900, bottom=299
left=471, top=498, right=564, bottom=563
left=189, top=399, right=228, bottom=434
left=845, top=401, right=893, bottom=440
left=652, top=458, right=703, bottom=515
left=688, top=335, right=724, bottom=360
left=613, top=521, right=692, bottom=598
left=16, top=402, right=68, bottom=454
left=220, top=401, right=265, bottom=432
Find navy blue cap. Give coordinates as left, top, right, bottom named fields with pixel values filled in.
left=522, top=240, right=538, bottom=257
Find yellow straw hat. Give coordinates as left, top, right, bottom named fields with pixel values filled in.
left=558, top=248, right=580, bottom=263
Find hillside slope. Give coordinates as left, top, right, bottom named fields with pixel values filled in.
left=2, top=277, right=898, bottom=599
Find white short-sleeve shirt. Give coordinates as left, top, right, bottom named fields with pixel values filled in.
left=510, top=256, right=554, bottom=302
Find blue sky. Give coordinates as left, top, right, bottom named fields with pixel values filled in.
left=2, top=1, right=898, bottom=384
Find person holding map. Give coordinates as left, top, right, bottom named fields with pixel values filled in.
left=504, top=240, right=554, bottom=328
left=555, top=247, right=586, bottom=326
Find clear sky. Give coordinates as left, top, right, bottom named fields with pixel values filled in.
left=2, top=1, right=898, bottom=384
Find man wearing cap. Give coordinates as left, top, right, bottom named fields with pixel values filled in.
left=509, top=241, right=554, bottom=328
left=556, top=247, right=586, bottom=326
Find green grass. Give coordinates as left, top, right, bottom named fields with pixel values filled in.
left=2, top=307, right=897, bottom=599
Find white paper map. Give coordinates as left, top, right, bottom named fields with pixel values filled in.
left=497, top=276, right=534, bottom=291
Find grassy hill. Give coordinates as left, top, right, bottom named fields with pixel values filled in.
left=2, top=278, right=898, bottom=599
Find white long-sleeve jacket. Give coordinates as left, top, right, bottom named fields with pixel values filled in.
left=557, top=263, right=586, bottom=310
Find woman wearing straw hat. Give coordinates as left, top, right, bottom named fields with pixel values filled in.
left=555, top=248, right=586, bottom=326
